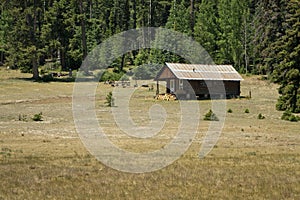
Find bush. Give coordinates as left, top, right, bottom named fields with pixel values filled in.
left=42, top=74, right=54, bottom=82
left=257, top=113, right=265, bottom=120
left=204, top=110, right=219, bottom=121
left=32, top=112, right=43, bottom=121
left=105, top=92, right=114, bottom=107
left=245, top=109, right=250, bottom=113
left=281, top=110, right=292, bottom=120
left=100, top=71, right=125, bottom=82
left=227, top=108, right=233, bottom=113
left=289, top=115, right=299, bottom=122
left=281, top=110, right=300, bottom=122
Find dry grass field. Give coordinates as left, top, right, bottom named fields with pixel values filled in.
left=0, top=68, right=299, bottom=199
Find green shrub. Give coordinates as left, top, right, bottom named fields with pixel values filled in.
left=276, top=97, right=287, bottom=111
left=32, top=112, right=43, bottom=121
left=288, top=115, right=299, bottom=122
left=100, top=71, right=125, bottom=82
left=42, top=74, right=54, bottom=82
left=40, top=69, right=47, bottom=75
left=227, top=108, right=233, bottom=113
left=281, top=110, right=292, bottom=121
left=257, top=113, right=265, bottom=120
left=106, top=92, right=114, bottom=107
left=281, top=110, right=300, bottom=122
left=245, top=109, right=250, bottom=113
left=204, top=110, right=219, bottom=121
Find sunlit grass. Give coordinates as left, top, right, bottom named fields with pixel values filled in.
left=0, top=69, right=299, bottom=199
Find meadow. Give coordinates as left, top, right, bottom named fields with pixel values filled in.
left=0, top=68, right=299, bottom=199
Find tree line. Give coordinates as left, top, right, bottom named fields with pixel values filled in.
left=0, top=0, right=299, bottom=113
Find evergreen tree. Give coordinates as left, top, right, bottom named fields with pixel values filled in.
left=252, top=0, right=287, bottom=75
left=0, top=0, right=297, bottom=99
left=145, top=0, right=190, bottom=66
left=42, top=0, right=78, bottom=70
left=272, top=0, right=300, bottom=113
left=217, top=0, right=232, bottom=64
left=4, top=0, right=44, bottom=79
left=229, top=0, right=246, bottom=70
left=194, top=0, right=219, bottom=60
left=0, top=2, right=10, bottom=65
left=166, top=0, right=191, bottom=35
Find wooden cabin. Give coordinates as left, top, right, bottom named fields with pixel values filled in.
left=155, top=63, right=243, bottom=99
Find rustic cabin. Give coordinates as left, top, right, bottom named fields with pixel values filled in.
left=155, top=63, right=243, bottom=99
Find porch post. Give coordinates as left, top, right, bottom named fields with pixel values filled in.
left=156, top=80, right=159, bottom=95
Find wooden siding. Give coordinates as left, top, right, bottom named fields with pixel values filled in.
left=166, top=79, right=240, bottom=97
left=157, top=67, right=176, bottom=80
left=188, top=80, right=240, bottom=96
left=156, top=63, right=242, bottom=99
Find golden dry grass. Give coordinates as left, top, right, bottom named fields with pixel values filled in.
left=0, top=68, right=299, bottom=199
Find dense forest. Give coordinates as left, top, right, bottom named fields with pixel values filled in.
left=0, top=0, right=299, bottom=113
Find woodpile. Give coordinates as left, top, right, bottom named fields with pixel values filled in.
left=155, top=93, right=177, bottom=101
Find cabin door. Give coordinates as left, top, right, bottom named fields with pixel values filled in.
left=170, top=79, right=175, bottom=93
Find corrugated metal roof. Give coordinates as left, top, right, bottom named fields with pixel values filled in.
left=165, top=63, right=243, bottom=81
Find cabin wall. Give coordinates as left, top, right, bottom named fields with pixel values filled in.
left=224, top=81, right=240, bottom=96
left=165, top=78, right=180, bottom=94
left=188, top=80, right=240, bottom=97
left=165, top=79, right=241, bottom=98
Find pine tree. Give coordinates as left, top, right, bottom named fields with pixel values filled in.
left=3, top=0, right=45, bottom=79
left=166, top=0, right=191, bottom=35
left=217, top=0, right=232, bottom=64
left=0, top=2, right=10, bottom=65
left=252, top=0, right=287, bottom=75
left=42, top=0, right=77, bottom=70
left=272, top=0, right=300, bottom=113
left=145, top=0, right=190, bottom=66
left=194, top=0, right=219, bottom=61
left=230, top=0, right=246, bottom=70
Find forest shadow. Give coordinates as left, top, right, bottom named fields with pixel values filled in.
left=13, top=76, right=76, bottom=83
left=13, top=74, right=99, bottom=83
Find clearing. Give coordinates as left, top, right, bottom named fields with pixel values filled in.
left=0, top=69, right=299, bottom=199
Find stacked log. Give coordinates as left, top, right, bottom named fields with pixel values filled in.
left=155, top=93, right=177, bottom=101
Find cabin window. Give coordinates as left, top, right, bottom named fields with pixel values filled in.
left=179, top=79, right=183, bottom=90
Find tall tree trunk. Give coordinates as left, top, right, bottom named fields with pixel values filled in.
left=32, top=54, right=39, bottom=80
left=32, top=0, right=39, bottom=80
left=132, top=0, right=137, bottom=29
left=120, top=54, right=125, bottom=71
left=60, top=48, right=67, bottom=71
left=131, top=0, right=138, bottom=60
left=149, top=0, right=152, bottom=27
left=244, top=17, right=248, bottom=74
left=190, top=0, right=195, bottom=37
left=0, top=51, right=4, bottom=64
left=79, top=0, right=88, bottom=74
left=89, top=0, right=92, bottom=20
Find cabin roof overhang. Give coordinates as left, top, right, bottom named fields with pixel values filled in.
left=155, top=63, right=244, bottom=81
